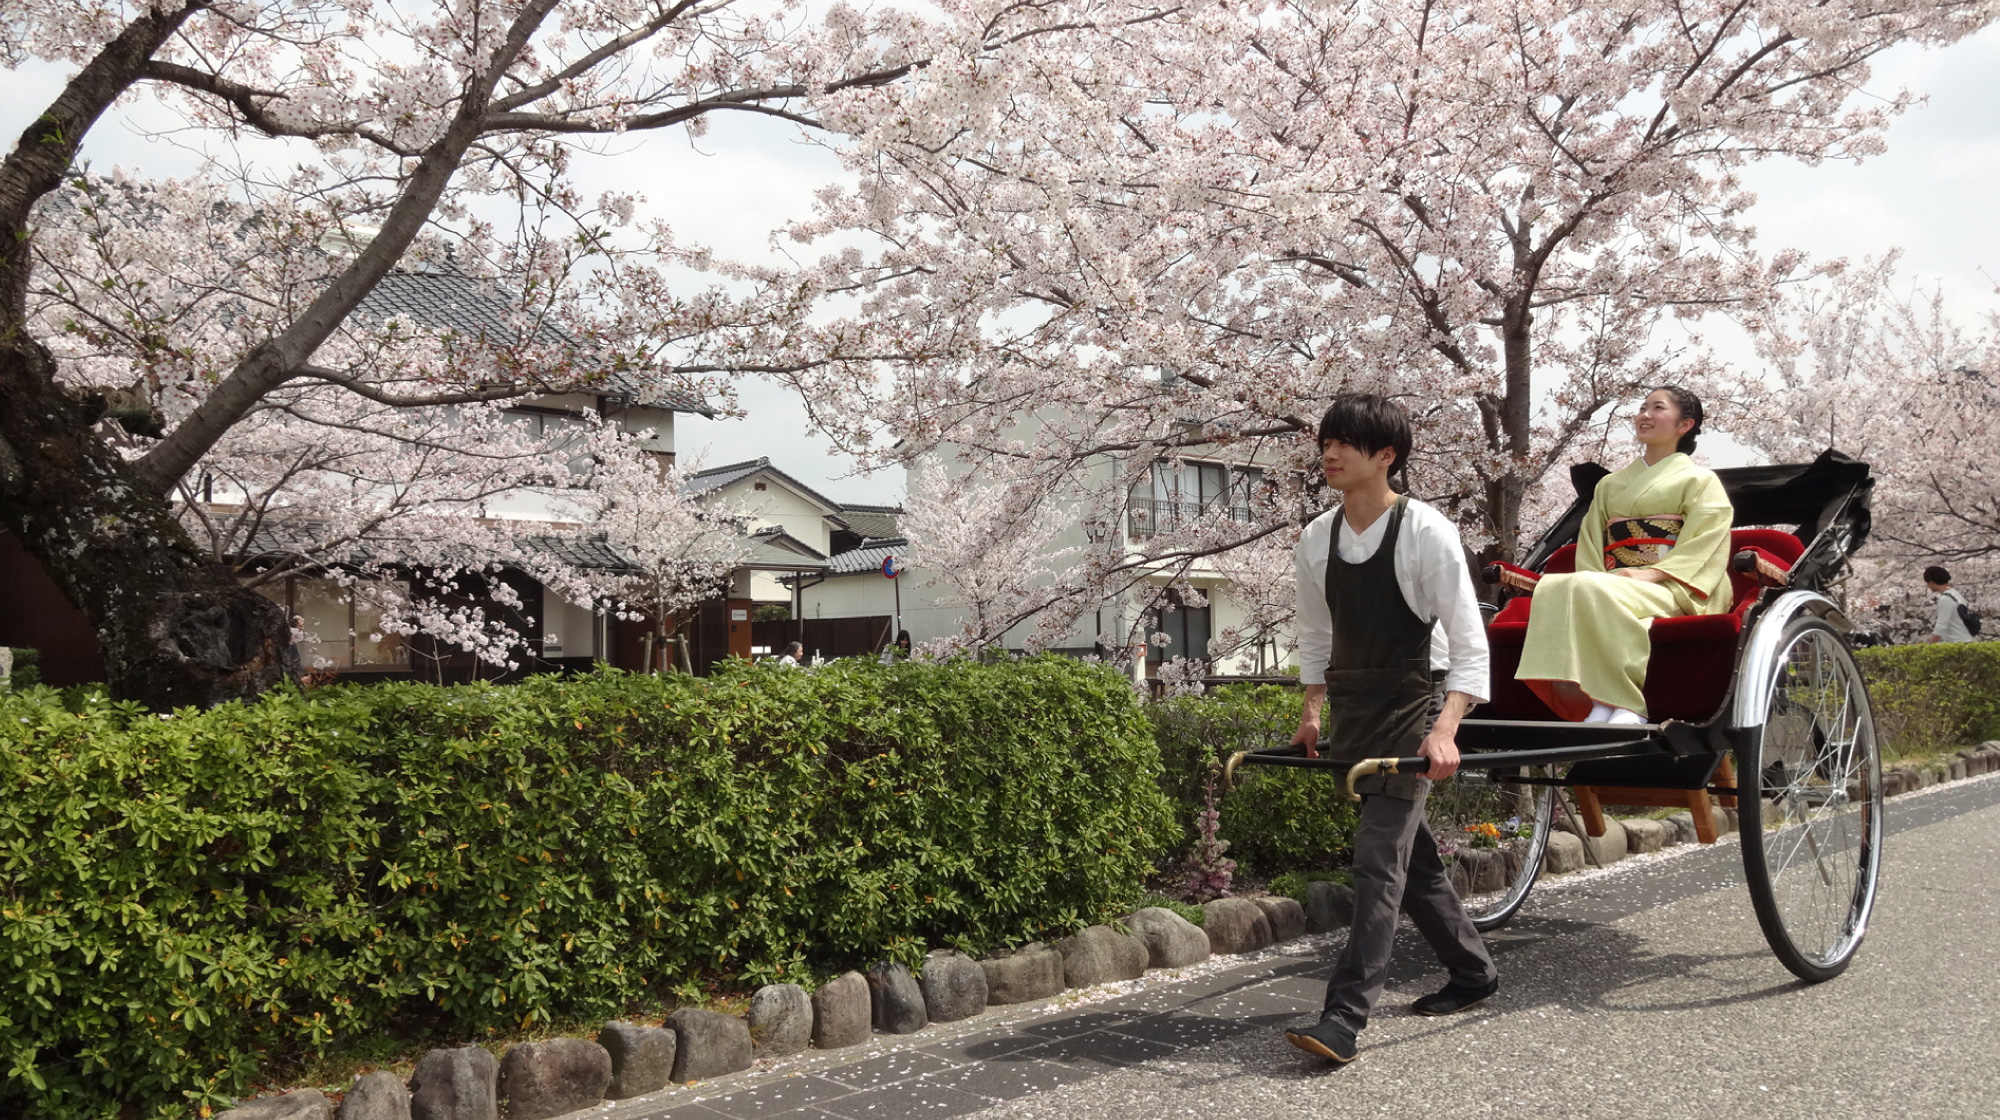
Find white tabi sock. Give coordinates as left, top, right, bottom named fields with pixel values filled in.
left=1605, top=706, right=1646, bottom=725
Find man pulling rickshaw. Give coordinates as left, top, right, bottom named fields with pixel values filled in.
left=1266, top=387, right=1883, bottom=1064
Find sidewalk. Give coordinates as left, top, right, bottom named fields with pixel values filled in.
left=588, top=827, right=1743, bottom=1120
left=598, top=935, right=1338, bottom=1120
left=588, top=770, right=2000, bottom=1120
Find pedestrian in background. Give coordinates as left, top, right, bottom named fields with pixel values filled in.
left=778, top=640, right=805, bottom=667
left=1923, top=566, right=1975, bottom=643
left=281, top=614, right=305, bottom=681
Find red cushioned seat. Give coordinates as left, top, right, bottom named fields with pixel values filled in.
left=1481, top=529, right=1803, bottom=721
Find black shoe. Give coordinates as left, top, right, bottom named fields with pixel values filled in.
left=1284, top=1017, right=1358, bottom=1064
left=1411, top=977, right=1499, bottom=1017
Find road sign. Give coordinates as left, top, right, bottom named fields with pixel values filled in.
left=883, top=554, right=901, bottom=578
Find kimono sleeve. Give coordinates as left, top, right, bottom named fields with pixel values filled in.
left=1575, top=479, right=1611, bottom=574
left=1651, top=470, right=1733, bottom=603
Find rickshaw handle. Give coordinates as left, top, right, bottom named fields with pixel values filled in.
left=1218, top=746, right=1433, bottom=800
left=1342, top=757, right=1431, bottom=801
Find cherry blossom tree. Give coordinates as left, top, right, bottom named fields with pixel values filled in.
left=30, top=169, right=749, bottom=677
left=899, top=460, right=1082, bottom=652
left=0, top=0, right=992, bottom=707
left=1750, top=253, right=2000, bottom=631
left=763, top=0, right=1999, bottom=653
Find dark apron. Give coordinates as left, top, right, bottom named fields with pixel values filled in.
left=1324, top=497, right=1438, bottom=800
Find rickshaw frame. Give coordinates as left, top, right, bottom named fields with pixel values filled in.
left=1224, top=450, right=1885, bottom=983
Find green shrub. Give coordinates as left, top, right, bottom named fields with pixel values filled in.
left=0, top=656, right=1173, bottom=1118
left=1854, top=643, right=2000, bottom=758
left=1149, top=684, right=1358, bottom=875
left=3, top=647, right=39, bottom=689
left=1267, top=869, right=1352, bottom=902
left=1132, top=893, right=1205, bottom=927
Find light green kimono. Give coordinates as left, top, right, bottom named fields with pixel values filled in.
left=1516, top=453, right=1734, bottom=719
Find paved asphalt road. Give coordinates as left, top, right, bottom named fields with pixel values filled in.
left=603, top=774, right=2000, bottom=1120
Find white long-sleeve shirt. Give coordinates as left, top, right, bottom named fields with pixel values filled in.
left=1293, top=498, right=1490, bottom=702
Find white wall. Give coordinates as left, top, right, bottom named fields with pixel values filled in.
left=714, top=478, right=833, bottom=555
left=703, top=472, right=838, bottom=603
left=800, top=572, right=906, bottom=625
left=539, top=588, right=601, bottom=659
left=479, top=394, right=682, bottom=523
left=796, top=440, right=1302, bottom=674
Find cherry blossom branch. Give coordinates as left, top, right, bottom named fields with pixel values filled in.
left=134, top=0, right=564, bottom=494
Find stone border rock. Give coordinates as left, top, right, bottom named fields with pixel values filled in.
left=217, top=746, right=2000, bottom=1120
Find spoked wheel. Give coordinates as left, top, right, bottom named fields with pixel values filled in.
left=1740, top=615, right=1885, bottom=982
left=1426, top=766, right=1556, bottom=930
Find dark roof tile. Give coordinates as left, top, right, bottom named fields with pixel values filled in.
left=358, top=270, right=712, bottom=415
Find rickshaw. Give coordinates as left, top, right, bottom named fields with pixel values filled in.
left=1226, top=450, right=1882, bottom=983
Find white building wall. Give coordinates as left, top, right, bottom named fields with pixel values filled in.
left=798, top=442, right=1303, bottom=675
left=799, top=573, right=906, bottom=625
left=479, top=394, right=681, bottom=522
left=703, top=475, right=837, bottom=603
left=539, top=589, right=602, bottom=659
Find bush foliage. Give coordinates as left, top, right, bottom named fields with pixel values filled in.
left=2, top=647, right=39, bottom=689
left=0, top=657, right=1173, bottom=1118
left=1148, top=684, right=1356, bottom=875
left=1855, top=642, right=2000, bottom=757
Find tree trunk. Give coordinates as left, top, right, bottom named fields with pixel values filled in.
left=1490, top=279, right=1537, bottom=561
left=0, top=336, right=287, bottom=709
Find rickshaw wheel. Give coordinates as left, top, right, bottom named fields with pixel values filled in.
left=1426, top=767, right=1554, bottom=930
left=1740, top=615, right=1885, bottom=983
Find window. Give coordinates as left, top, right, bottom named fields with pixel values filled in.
left=1146, top=590, right=1212, bottom=666
left=254, top=576, right=409, bottom=670
left=1128, top=462, right=1259, bottom=537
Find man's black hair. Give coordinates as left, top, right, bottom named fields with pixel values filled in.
left=1925, top=565, right=1951, bottom=586
left=1317, top=394, right=1413, bottom=477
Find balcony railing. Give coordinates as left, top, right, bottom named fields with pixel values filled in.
left=1127, top=498, right=1253, bottom=537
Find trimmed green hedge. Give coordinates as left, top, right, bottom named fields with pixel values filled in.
left=0, top=657, right=1173, bottom=1118
left=1149, top=684, right=1357, bottom=875
left=1856, top=642, right=2000, bottom=757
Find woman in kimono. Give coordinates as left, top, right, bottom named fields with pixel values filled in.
left=1516, top=387, right=1734, bottom=724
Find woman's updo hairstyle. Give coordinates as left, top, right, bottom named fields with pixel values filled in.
left=1651, top=385, right=1704, bottom=455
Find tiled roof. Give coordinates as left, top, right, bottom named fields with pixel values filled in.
left=826, top=538, right=908, bottom=575
left=234, top=519, right=637, bottom=572
left=236, top=519, right=369, bottom=566
left=684, top=458, right=772, bottom=493
left=360, top=269, right=577, bottom=349
left=832, top=505, right=902, bottom=540
left=740, top=527, right=829, bottom=571
left=684, top=457, right=843, bottom=513
left=358, top=269, right=712, bottom=416
left=518, top=534, right=638, bottom=573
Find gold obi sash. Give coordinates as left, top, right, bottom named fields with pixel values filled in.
left=1603, top=514, right=1684, bottom=570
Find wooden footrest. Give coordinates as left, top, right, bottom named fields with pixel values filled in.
left=1572, top=755, right=1737, bottom=845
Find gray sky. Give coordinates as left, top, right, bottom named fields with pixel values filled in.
left=8, top=24, right=1999, bottom=506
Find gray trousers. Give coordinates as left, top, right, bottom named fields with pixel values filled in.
left=1321, top=787, right=1496, bottom=1032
